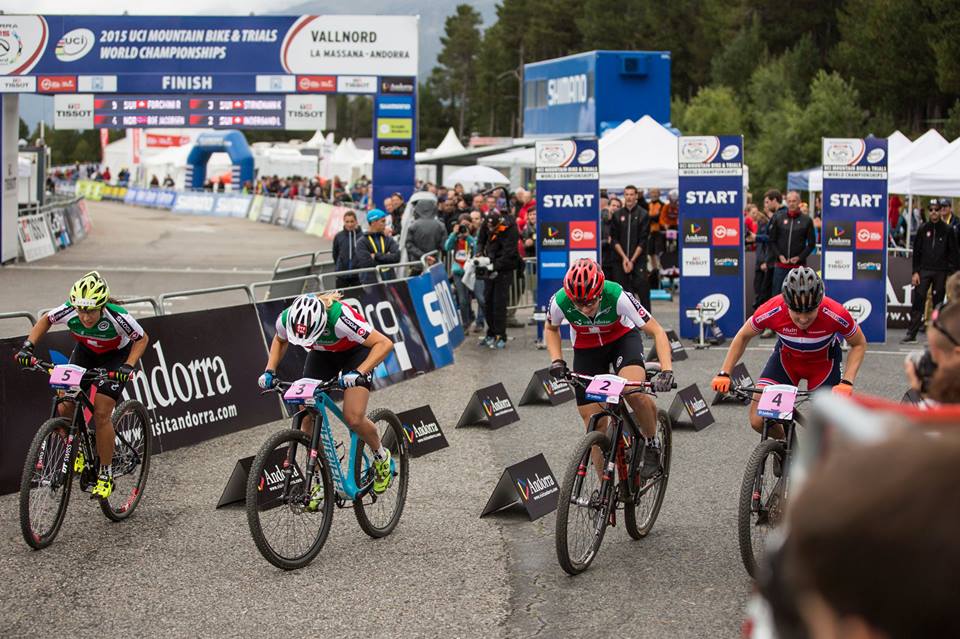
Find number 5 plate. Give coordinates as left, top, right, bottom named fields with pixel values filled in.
left=283, top=378, right=323, bottom=404
left=49, top=364, right=87, bottom=390
left=584, top=374, right=627, bottom=404
left=756, top=384, right=798, bottom=420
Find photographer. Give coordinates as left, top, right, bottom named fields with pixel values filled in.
left=521, top=202, right=537, bottom=258
left=445, top=214, right=478, bottom=329
left=477, top=210, right=520, bottom=349
left=904, top=301, right=960, bottom=402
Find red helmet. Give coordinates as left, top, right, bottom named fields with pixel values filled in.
left=564, top=259, right=605, bottom=303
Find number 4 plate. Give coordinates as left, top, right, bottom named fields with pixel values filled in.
left=584, top=374, right=627, bottom=404
left=756, top=384, right=798, bottom=420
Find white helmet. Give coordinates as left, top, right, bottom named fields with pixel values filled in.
left=284, top=294, right=327, bottom=347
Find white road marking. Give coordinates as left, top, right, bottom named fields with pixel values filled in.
left=7, top=264, right=272, bottom=275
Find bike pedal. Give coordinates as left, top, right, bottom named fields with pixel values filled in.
left=73, top=452, right=85, bottom=473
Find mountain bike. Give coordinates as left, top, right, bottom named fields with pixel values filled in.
left=246, top=377, right=409, bottom=570
left=19, top=360, right=152, bottom=549
left=730, top=383, right=812, bottom=578
left=555, top=371, right=675, bottom=575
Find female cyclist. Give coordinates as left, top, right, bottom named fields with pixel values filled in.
left=257, top=293, right=396, bottom=493
left=16, top=271, right=149, bottom=499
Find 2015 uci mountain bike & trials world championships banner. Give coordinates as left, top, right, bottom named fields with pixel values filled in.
left=677, top=135, right=746, bottom=339
left=0, top=266, right=464, bottom=495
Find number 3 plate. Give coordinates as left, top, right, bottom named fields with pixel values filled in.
left=283, top=378, right=322, bottom=404
left=756, top=384, right=798, bottom=420
left=49, top=364, right=87, bottom=390
left=585, top=374, right=627, bottom=404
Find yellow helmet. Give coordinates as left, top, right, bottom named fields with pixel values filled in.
left=69, top=271, right=110, bottom=310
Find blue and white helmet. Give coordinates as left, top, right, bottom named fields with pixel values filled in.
left=284, top=294, right=327, bottom=347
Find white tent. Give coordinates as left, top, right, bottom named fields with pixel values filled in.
left=599, top=115, right=681, bottom=190
left=887, top=130, right=912, bottom=158
left=415, top=127, right=466, bottom=162
left=255, top=146, right=319, bottom=180
left=599, top=118, right=635, bottom=146
left=888, top=129, right=949, bottom=193
left=477, top=146, right=535, bottom=169
left=908, top=136, right=960, bottom=197
left=791, top=130, right=919, bottom=193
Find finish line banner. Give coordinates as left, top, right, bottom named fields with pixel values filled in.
left=821, top=138, right=888, bottom=342
left=677, top=135, right=745, bottom=339
left=535, top=139, right=600, bottom=321
left=0, top=15, right=417, bottom=94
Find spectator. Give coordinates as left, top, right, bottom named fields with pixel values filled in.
left=149, top=175, right=160, bottom=188
left=471, top=193, right=484, bottom=211
left=479, top=210, right=520, bottom=349
left=445, top=213, right=478, bottom=329
left=936, top=198, right=960, bottom=239
left=439, top=197, right=459, bottom=232
left=332, top=211, right=362, bottom=289
left=661, top=189, right=679, bottom=230
left=947, top=271, right=960, bottom=303
left=888, top=193, right=903, bottom=238
left=896, top=201, right=924, bottom=247
left=744, top=203, right=759, bottom=250
left=600, top=196, right=621, bottom=280
left=768, top=190, right=816, bottom=298
left=754, top=190, right=782, bottom=315
left=389, top=193, right=405, bottom=236
left=610, top=185, right=652, bottom=311
left=162, top=174, right=175, bottom=188
left=382, top=196, right=397, bottom=236
left=646, top=188, right=664, bottom=290
left=405, top=198, right=446, bottom=273
left=521, top=203, right=537, bottom=257
left=355, top=209, right=400, bottom=284
left=484, top=194, right=498, bottom=214
left=468, top=209, right=487, bottom=334
left=905, top=301, right=960, bottom=396
left=780, top=434, right=960, bottom=639
left=902, top=201, right=958, bottom=343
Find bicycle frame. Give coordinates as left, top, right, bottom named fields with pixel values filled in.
left=586, top=395, right=651, bottom=499
left=47, top=387, right=99, bottom=485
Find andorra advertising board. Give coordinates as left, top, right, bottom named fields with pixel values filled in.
left=535, top=139, right=600, bottom=322
left=820, top=137, right=888, bottom=342
left=0, top=15, right=417, bottom=94
left=677, top=135, right=745, bottom=338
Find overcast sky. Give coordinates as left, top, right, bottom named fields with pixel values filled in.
left=6, top=2, right=297, bottom=13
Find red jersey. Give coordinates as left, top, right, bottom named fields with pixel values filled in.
left=750, top=294, right=857, bottom=361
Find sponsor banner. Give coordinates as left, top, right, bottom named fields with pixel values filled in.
left=306, top=202, right=333, bottom=237
left=78, top=75, right=118, bottom=92
left=17, top=213, right=56, bottom=262
left=38, top=75, right=76, bottom=92
left=518, top=368, right=575, bottom=406
left=337, top=75, right=377, bottom=94
left=0, top=76, right=36, bottom=92
left=372, top=88, right=416, bottom=221
left=456, top=382, right=520, bottom=430
left=396, top=405, right=448, bottom=458
left=273, top=197, right=296, bottom=227
left=296, top=75, right=335, bottom=92
left=480, top=453, right=558, bottom=521
left=405, top=265, right=464, bottom=367
left=377, top=141, right=410, bottom=161
left=53, top=93, right=94, bottom=129
left=821, top=137, right=887, bottom=342
left=375, top=117, right=413, bottom=140
left=146, top=133, right=191, bottom=147
left=283, top=94, right=328, bottom=130
left=535, top=139, right=600, bottom=328
left=258, top=195, right=278, bottom=223
left=668, top=383, right=715, bottom=431
left=678, top=135, right=744, bottom=338
left=247, top=194, right=264, bottom=221
left=64, top=202, right=88, bottom=241
left=1, top=15, right=418, bottom=87
left=172, top=191, right=216, bottom=215
left=324, top=206, right=349, bottom=240
left=213, top=193, right=252, bottom=218
left=75, top=179, right=103, bottom=200
left=290, top=200, right=313, bottom=231
left=375, top=95, right=413, bottom=118
left=380, top=76, right=415, bottom=94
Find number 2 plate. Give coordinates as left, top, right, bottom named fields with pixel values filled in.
left=584, top=374, right=627, bottom=404
left=49, top=364, right=87, bottom=390
left=283, top=378, right=322, bottom=404
left=756, top=384, right=798, bottom=420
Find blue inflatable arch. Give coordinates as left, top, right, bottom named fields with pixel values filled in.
left=185, top=131, right=255, bottom=190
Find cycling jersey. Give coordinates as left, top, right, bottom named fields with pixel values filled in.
left=548, top=280, right=650, bottom=348
left=276, top=300, right=372, bottom=352
left=46, top=302, right=144, bottom=354
left=750, top=294, right=857, bottom=389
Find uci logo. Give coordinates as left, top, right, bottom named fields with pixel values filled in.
left=699, top=293, right=730, bottom=319
left=843, top=298, right=872, bottom=323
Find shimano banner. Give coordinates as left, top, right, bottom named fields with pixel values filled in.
left=820, top=138, right=888, bottom=342
left=534, top=139, right=600, bottom=323
left=677, top=135, right=745, bottom=338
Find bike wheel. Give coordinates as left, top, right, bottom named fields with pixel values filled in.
left=246, top=429, right=334, bottom=570
left=625, top=408, right=673, bottom=539
left=100, top=400, right=152, bottom=521
left=556, top=430, right=613, bottom=575
left=19, top=418, right=74, bottom=549
left=353, top=408, right=409, bottom=538
left=738, top=438, right=787, bottom=578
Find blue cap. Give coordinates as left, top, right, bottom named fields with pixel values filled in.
left=366, top=208, right=387, bottom=223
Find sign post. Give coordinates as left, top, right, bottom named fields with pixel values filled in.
left=677, top=136, right=745, bottom=339
left=534, top=139, right=600, bottom=339
left=820, top=138, right=888, bottom=342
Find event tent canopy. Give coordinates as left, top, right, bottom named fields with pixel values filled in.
left=887, top=129, right=950, bottom=193
left=599, top=115, right=682, bottom=190
left=907, top=136, right=960, bottom=197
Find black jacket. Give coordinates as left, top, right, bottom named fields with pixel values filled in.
left=754, top=213, right=776, bottom=265
left=767, top=210, right=816, bottom=264
left=482, top=220, right=520, bottom=273
left=355, top=231, right=400, bottom=283
left=913, top=220, right=959, bottom=273
left=610, top=203, right=650, bottom=259
left=332, top=228, right=361, bottom=273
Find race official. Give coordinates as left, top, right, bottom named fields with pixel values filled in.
left=902, top=203, right=959, bottom=343
left=767, top=190, right=816, bottom=297
left=610, top=185, right=651, bottom=311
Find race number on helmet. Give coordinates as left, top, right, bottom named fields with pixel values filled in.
left=564, top=258, right=605, bottom=303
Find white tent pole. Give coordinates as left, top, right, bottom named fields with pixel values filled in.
left=906, top=193, right=912, bottom=250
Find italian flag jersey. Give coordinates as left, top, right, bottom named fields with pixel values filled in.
left=46, top=302, right=145, bottom=354
left=276, top=300, right=372, bottom=352
left=547, top=281, right=651, bottom=349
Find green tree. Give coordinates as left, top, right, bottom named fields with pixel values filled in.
left=943, top=99, right=960, bottom=140
left=710, top=18, right=767, bottom=92
left=926, top=0, right=960, bottom=96
left=434, top=4, right=483, bottom=136
left=676, top=86, right=745, bottom=134
left=418, top=80, right=450, bottom=149
left=19, top=117, right=29, bottom=140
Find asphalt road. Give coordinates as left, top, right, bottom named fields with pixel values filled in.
left=0, top=201, right=919, bottom=637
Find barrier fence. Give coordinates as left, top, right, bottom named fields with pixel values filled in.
left=0, top=263, right=465, bottom=495
left=15, top=196, right=91, bottom=263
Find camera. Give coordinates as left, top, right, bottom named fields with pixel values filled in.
left=910, top=348, right=937, bottom=393
left=458, top=223, right=469, bottom=234
left=473, top=256, right=495, bottom=278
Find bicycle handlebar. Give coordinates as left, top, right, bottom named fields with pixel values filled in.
left=729, top=384, right=815, bottom=397
left=564, top=371, right=678, bottom=391
left=261, top=377, right=341, bottom=395
left=28, top=358, right=117, bottom=382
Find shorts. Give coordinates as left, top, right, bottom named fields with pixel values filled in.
left=68, top=343, right=131, bottom=402
left=571, top=329, right=645, bottom=406
left=647, top=230, right=666, bottom=256
left=758, top=341, right=842, bottom=391
left=303, top=346, right=370, bottom=384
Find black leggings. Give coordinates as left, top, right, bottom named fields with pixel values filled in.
left=484, top=271, right=511, bottom=338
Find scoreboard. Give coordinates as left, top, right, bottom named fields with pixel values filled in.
left=54, top=93, right=332, bottom=130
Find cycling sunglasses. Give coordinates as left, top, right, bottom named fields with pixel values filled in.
left=931, top=302, right=960, bottom=348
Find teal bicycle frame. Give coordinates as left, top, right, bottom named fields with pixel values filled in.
left=285, top=385, right=393, bottom=503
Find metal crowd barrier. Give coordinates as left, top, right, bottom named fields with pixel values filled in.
left=0, top=311, right=38, bottom=330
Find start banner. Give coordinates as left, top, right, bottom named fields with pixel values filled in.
left=677, top=135, right=745, bottom=338
left=820, top=138, right=888, bottom=342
